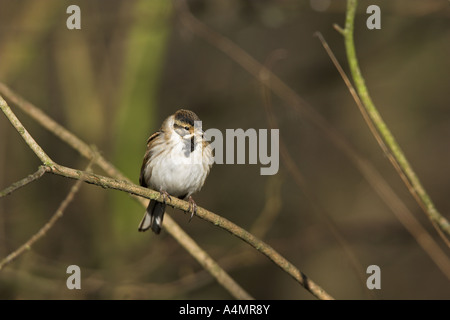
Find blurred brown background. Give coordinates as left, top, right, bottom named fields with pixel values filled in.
left=0, top=0, right=449, bottom=299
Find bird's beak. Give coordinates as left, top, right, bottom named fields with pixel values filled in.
left=184, top=129, right=203, bottom=140
left=183, top=132, right=194, bottom=140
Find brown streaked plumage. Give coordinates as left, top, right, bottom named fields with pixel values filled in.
left=138, top=109, right=213, bottom=234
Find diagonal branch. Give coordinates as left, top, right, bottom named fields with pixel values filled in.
left=0, top=82, right=119, bottom=178
left=0, top=166, right=46, bottom=198
left=0, top=95, right=54, bottom=166
left=0, top=162, right=92, bottom=271
left=46, top=162, right=333, bottom=300
left=316, top=33, right=450, bottom=279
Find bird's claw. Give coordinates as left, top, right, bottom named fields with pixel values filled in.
left=187, top=196, right=197, bottom=222
left=159, top=189, right=172, bottom=203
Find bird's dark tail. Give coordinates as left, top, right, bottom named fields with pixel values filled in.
left=138, top=200, right=166, bottom=234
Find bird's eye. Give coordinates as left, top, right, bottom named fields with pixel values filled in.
left=184, top=126, right=189, bottom=131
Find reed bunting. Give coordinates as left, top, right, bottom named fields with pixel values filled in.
left=138, top=109, right=213, bottom=234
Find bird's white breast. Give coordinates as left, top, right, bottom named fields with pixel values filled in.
left=144, top=131, right=211, bottom=199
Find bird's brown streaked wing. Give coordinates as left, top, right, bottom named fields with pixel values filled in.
left=139, top=131, right=161, bottom=187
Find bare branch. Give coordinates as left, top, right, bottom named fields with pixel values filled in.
left=0, top=166, right=46, bottom=198
left=0, top=163, right=90, bottom=271
left=0, top=95, right=54, bottom=166
left=315, top=32, right=450, bottom=259
left=0, top=82, right=119, bottom=178
left=341, top=0, right=450, bottom=239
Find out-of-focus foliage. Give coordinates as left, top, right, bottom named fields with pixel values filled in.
left=0, top=0, right=449, bottom=299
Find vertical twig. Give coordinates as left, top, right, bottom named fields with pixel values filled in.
left=341, top=0, right=450, bottom=239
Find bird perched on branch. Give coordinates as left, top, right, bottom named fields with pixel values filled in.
left=138, top=109, right=213, bottom=234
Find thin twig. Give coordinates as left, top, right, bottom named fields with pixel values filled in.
left=249, top=175, right=283, bottom=239
left=0, top=166, right=46, bottom=198
left=0, top=95, right=54, bottom=166
left=316, top=32, right=450, bottom=256
left=0, top=163, right=91, bottom=271
left=342, top=0, right=450, bottom=239
left=162, top=216, right=254, bottom=300
left=0, top=82, right=118, bottom=178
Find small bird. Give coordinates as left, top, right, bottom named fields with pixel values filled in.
left=138, top=109, right=213, bottom=234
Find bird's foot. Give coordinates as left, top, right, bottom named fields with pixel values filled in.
left=159, top=188, right=172, bottom=204
left=187, top=196, right=197, bottom=222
